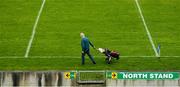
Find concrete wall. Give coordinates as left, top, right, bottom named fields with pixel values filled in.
left=106, top=79, right=180, bottom=87
left=0, top=72, right=72, bottom=86
left=0, top=71, right=179, bottom=87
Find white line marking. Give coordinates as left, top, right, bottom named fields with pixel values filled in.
left=25, top=0, right=46, bottom=58
left=135, top=0, right=159, bottom=57
left=0, top=56, right=180, bottom=58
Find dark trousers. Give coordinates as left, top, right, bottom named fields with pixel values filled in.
left=82, top=49, right=96, bottom=65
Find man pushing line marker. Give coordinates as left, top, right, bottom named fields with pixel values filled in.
left=80, top=32, right=96, bottom=65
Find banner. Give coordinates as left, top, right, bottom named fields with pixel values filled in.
left=107, top=72, right=179, bottom=80
left=64, top=72, right=76, bottom=79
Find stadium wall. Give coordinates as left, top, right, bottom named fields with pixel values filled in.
left=0, top=71, right=179, bottom=87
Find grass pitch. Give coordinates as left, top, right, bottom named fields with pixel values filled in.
left=0, top=0, right=180, bottom=70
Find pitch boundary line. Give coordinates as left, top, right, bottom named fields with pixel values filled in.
left=0, top=56, right=180, bottom=58
left=25, top=0, right=46, bottom=58
left=134, top=0, right=159, bottom=57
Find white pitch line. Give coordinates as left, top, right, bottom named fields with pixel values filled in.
left=25, top=0, right=46, bottom=58
left=135, top=0, right=159, bottom=57
left=0, top=56, right=180, bottom=58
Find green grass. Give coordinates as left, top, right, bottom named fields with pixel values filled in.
left=0, top=0, right=42, bottom=56
left=139, top=0, right=180, bottom=56
left=0, top=57, right=180, bottom=71
left=30, top=0, right=153, bottom=56
left=0, top=0, right=180, bottom=70
left=79, top=72, right=105, bottom=81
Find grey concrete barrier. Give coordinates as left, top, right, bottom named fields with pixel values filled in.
left=0, top=71, right=179, bottom=87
